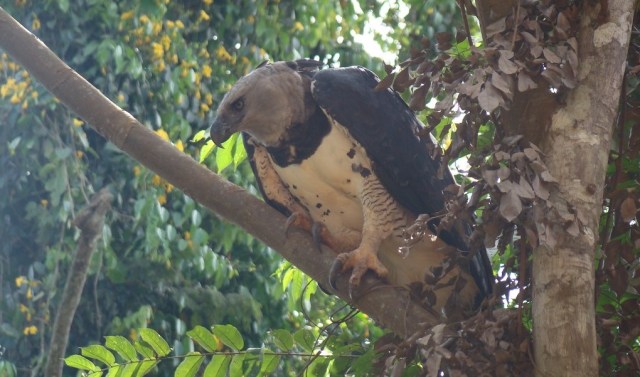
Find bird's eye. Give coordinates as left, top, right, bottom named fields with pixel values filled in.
left=232, top=98, right=244, bottom=112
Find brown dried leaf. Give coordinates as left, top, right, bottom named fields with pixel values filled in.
left=483, top=169, right=499, bottom=187
left=500, top=191, right=523, bottom=222
left=532, top=175, right=550, bottom=200
left=567, top=37, right=578, bottom=52
left=520, top=31, right=538, bottom=44
left=523, top=148, right=538, bottom=161
left=375, top=72, right=395, bottom=92
left=393, top=66, right=413, bottom=91
left=491, top=71, right=513, bottom=97
left=530, top=45, right=543, bottom=58
left=498, top=166, right=511, bottom=180
left=516, top=176, right=536, bottom=199
left=517, top=72, right=538, bottom=92
left=498, top=52, right=519, bottom=74
left=486, top=17, right=507, bottom=38
left=409, top=83, right=429, bottom=111
left=566, top=220, right=580, bottom=236
left=541, top=68, right=563, bottom=87
left=540, top=170, right=558, bottom=183
left=497, top=180, right=514, bottom=193
left=621, top=197, right=638, bottom=223
left=478, top=82, right=503, bottom=112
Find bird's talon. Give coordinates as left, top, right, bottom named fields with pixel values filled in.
left=328, top=257, right=345, bottom=290
left=311, top=223, right=327, bottom=252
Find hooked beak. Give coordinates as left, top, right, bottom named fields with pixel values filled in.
left=209, top=118, right=233, bottom=147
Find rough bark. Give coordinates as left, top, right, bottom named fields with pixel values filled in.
left=0, top=7, right=443, bottom=339
left=532, top=2, right=633, bottom=376
left=44, top=189, right=112, bottom=377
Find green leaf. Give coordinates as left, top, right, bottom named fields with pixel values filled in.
left=81, top=345, right=116, bottom=366
left=259, top=349, right=280, bottom=376
left=271, top=329, right=294, bottom=352
left=307, top=357, right=330, bottom=377
left=191, top=129, right=208, bottom=142
left=139, top=328, right=171, bottom=357
left=105, top=336, right=138, bottom=362
left=135, top=359, right=159, bottom=377
left=64, top=355, right=100, bottom=372
left=212, top=324, right=244, bottom=351
left=175, top=352, right=204, bottom=377
left=199, top=140, right=215, bottom=163
left=187, top=325, right=217, bottom=352
left=134, top=340, right=155, bottom=359
left=228, top=354, right=246, bottom=377
left=215, top=135, right=235, bottom=172
left=105, top=364, right=121, bottom=377
left=203, top=355, right=231, bottom=377
left=233, top=135, right=247, bottom=168
left=293, top=329, right=316, bottom=352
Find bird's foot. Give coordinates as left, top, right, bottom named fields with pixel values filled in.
left=329, top=247, right=388, bottom=297
left=284, top=212, right=342, bottom=253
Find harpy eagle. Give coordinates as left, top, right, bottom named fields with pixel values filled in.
left=210, top=59, right=492, bottom=314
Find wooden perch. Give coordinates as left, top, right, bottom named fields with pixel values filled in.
left=0, top=7, right=446, bottom=338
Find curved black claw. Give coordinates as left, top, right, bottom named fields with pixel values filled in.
left=284, top=213, right=301, bottom=238
left=311, top=222, right=327, bottom=252
left=328, top=256, right=345, bottom=291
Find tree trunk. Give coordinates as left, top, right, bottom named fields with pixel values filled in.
left=475, top=0, right=633, bottom=375
left=532, top=2, right=633, bottom=376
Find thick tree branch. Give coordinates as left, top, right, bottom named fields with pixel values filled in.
left=44, top=188, right=112, bottom=377
left=0, top=7, right=444, bottom=338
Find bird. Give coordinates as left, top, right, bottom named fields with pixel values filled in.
left=209, top=59, right=492, bottom=316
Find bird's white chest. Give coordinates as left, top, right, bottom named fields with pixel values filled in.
left=271, top=123, right=371, bottom=234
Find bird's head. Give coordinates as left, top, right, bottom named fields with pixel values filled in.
left=209, top=62, right=308, bottom=147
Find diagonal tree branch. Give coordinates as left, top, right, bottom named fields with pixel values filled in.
left=0, top=7, right=442, bottom=338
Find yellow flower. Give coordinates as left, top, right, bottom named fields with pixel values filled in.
left=40, top=199, right=48, bottom=208
left=23, top=326, right=38, bottom=336
left=31, top=17, right=40, bottom=31
left=170, top=54, right=178, bottom=64
left=203, top=0, right=213, bottom=5
left=198, top=10, right=210, bottom=22
left=165, top=183, right=174, bottom=193
left=155, top=60, right=166, bottom=72
left=26, top=287, right=33, bottom=300
left=152, top=175, right=162, bottom=186
left=129, top=328, right=138, bottom=341
left=117, top=93, right=125, bottom=103
left=247, top=15, right=255, bottom=24
left=200, top=103, right=210, bottom=113
left=175, top=20, right=185, bottom=29
left=160, top=35, right=171, bottom=50
left=72, top=118, right=84, bottom=127
left=139, top=15, right=150, bottom=24
left=166, top=20, right=175, bottom=28
left=19, top=304, right=28, bottom=313
left=216, top=46, right=232, bottom=61
left=202, top=65, right=212, bottom=78
left=184, top=231, right=191, bottom=240
left=175, top=140, right=184, bottom=152
left=293, top=21, right=304, bottom=31
left=157, top=194, right=167, bottom=205
left=152, top=22, right=162, bottom=35
left=155, top=129, right=170, bottom=141
left=75, top=150, right=84, bottom=159
left=15, top=276, right=26, bottom=287
left=10, top=93, right=21, bottom=104
left=121, top=10, right=135, bottom=21
left=151, top=42, right=164, bottom=60
left=204, top=93, right=213, bottom=106
left=133, top=166, right=141, bottom=176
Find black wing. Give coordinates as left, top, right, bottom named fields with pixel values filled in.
left=311, top=66, right=493, bottom=298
